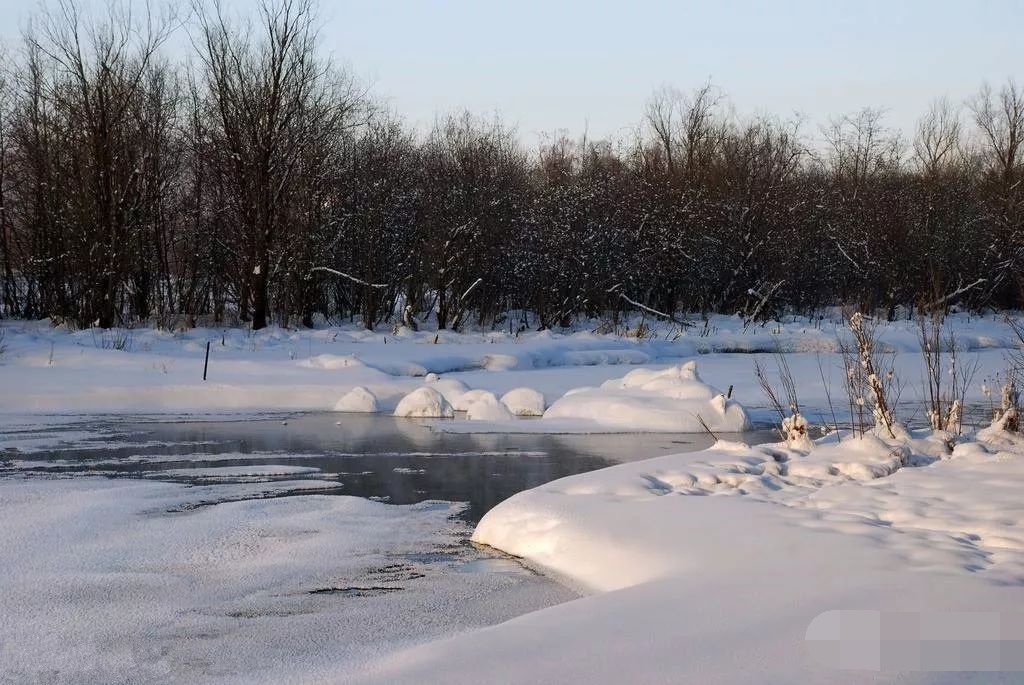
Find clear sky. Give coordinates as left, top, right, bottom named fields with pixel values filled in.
left=1, top=0, right=1021, bottom=145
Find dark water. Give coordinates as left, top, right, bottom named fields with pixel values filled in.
left=2, top=413, right=776, bottom=521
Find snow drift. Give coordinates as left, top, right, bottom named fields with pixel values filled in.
left=543, top=361, right=750, bottom=432
left=500, top=388, right=546, bottom=416
left=334, top=386, right=380, bottom=413
left=463, top=392, right=516, bottom=421
left=393, top=387, right=454, bottom=418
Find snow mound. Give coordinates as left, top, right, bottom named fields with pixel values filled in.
left=424, top=378, right=470, bottom=404
left=301, top=354, right=365, bottom=370
left=393, top=387, right=454, bottom=418
left=334, top=386, right=379, bottom=413
left=500, top=388, right=546, bottom=416
left=453, top=389, right=500, bottom=412
left=543, top=361, right=750, bottom=432
left=465, top=392, right=516, bottom=421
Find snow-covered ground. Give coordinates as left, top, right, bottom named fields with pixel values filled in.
left=0, top=313, right=1018, bottom=427
left=3, top=314, right=1024, bottom=682
left=357, top=426, right=1024, bottom=683
left=0, top=475, right=575, bottom=684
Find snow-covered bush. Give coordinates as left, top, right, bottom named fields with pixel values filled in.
left=393, top=387, right=454, bottom=418
left=425, top=378, right=470, bottom=406
left=544, top=361, right=750, bottom=432
left=991, top=375, right=1020, bottom=432
left=453, top=389, right=498, bottom=412
left=500, top=388, right=545, bottom=416
left=334, top=386, right=379, bottom=413
left=465, top=393, right=516, bottom=421
left=841, top=313, right=900, bottom=438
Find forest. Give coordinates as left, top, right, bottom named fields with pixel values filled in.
left=0, top=0, right=1021, bottom=331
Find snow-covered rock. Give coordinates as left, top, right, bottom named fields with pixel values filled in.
left=500, top=388, right=546, bottom=416
left=543, top=361, right=750, bottom=432
left=393, top=387, right=454, bottom=418
left=465, top=392, right=517, bottom=421
left=334, top=386, right=379, bottom=413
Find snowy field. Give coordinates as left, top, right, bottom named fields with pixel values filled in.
left=3, top=314, right=1024, bottom=682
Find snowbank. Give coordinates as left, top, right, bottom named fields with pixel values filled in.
left=361, top=428, right=1024, bottom=683
left=393, top=387, right=454, bottom=418
left=543, top=361, right=750, bottom=432
left=500, top=387, right=546, bottom=416
left=334, top=386, right=380, bottom=412
left=0, top=314, right=1019, bottom=418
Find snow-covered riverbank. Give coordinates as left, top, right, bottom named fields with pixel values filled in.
left=4, top=314, right=1024, bottom=683
left=358, top=425, right=1024, bottom=683
left=0, top=314, right=1019, bottom=426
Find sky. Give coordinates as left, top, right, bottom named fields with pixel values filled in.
left=1, top=0, right=1021, bottom=146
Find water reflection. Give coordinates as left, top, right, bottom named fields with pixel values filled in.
left=5, top=413, right=776, bottom=522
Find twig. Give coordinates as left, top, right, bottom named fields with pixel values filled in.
left=310, top=267, right=388, bottom=289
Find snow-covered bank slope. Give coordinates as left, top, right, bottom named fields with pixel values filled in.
left=356, top=430, right=1024, bottom=683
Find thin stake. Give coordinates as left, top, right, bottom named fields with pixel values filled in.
left=203, top=341, right=211, bottom=381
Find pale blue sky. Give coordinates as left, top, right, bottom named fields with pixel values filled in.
left=1, top=0, right=1021, bottom=144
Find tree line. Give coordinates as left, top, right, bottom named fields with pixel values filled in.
left=0, top=0, right=1021, bottom=331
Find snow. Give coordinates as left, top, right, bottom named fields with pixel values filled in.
left=359, top=426, right=1024, bottom=683
left=500, top=387, right=546, bottom=416
left=451, top=388, right=499, bottom=412
left=6, top=313, right=1024, bottom=682
left=422, top=377, right=470, bottom=404
left=392, top=387, right=454, bottom=418
left=543, top=361, right=751, bottom=432
left=153, top=464, right=326, bottom=481
left=463, top=392, right=516, bottom=422
left=335, top=386, right=380, bottom=413
left=0, top=314, right=1019, bottom=429
left=0, top=477, right=572, bottom=683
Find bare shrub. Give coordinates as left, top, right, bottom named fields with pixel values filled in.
left=92, top=327, right=134, bottom=352
left=841, top=313, right=901, bottom=439
left=995, top=316, right=1024, bottom=431
left=754, top=350, right=811, bottom=450
left=918, top=311, right=978, bottom=434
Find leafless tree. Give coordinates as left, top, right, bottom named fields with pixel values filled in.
left=192, top=0, right=364, bottom=329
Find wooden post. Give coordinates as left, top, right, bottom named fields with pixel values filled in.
left=203, top=341, right=211, bottom=381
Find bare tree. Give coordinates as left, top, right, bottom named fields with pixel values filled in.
left=970, top=80, right=1024, bottom=302
left=193, top=0, right=363, bottom=329
left=914, top=97, right=963, bottom=177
